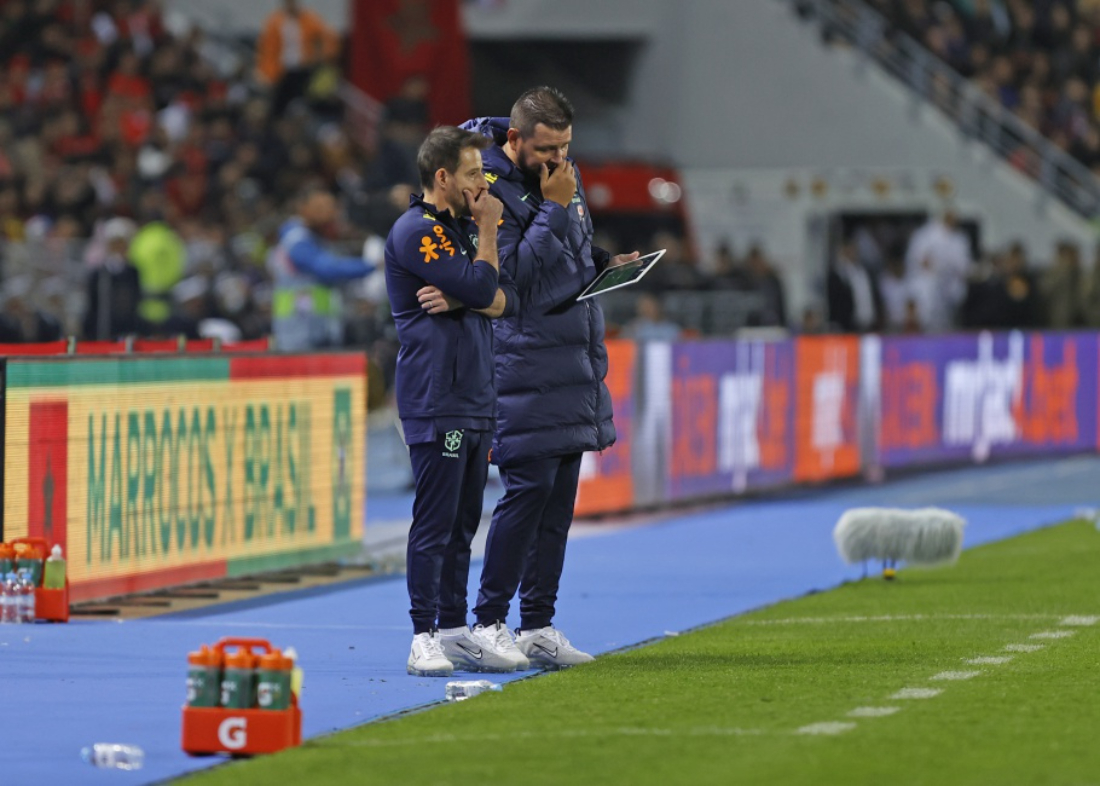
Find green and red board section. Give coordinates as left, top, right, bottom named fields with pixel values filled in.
left=0, top=349, right=366, bottom=603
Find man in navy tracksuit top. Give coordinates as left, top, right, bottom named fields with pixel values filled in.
left=461, top=87, right=640, bottom=668
left=385, top=126, right=528, bottom=676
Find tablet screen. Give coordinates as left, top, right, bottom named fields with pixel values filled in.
left=576, top=249, right=666, bottom=301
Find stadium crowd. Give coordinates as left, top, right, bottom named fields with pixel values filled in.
left=845, top=0, right=1100, bottom=175
left=0, top=0, right=411, bottom=363
left=1, top=0, right=1097, bottom=396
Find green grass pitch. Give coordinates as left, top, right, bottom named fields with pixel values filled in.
left=179, top=518, right=1100, bottom=785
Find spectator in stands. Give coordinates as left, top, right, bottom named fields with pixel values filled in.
left=129, top=216, right=186, bottom=331
left=798, top=304, right=825, bottom=335
left=961, top=241, right=1042, bottom=329
left=256, top=0, right=339, bottom=118
left=356, top=84, right=429, bottom=235
left=0, top=275, right=63, bottom=343
left=1040, top=240, right=1086, bottom=328
left=710, top=242, right=751, bottom=290
left=1082, top=241, right=1100, bottom=327
left=623, top=293, right=682, bottom=342
left=743, top=244, right=788, bottom=327
left=878, top=254, right=915, bottom=333
left=160, top=275, right=212, bottom=340
left=905, top=209, right=972, bottom=332
left=827, top=238, right=882, bottom=333
left=267, top=184, right=376, bottom=351
left=642, top=231, right=702, bottom=291
left=996, top=241, right=1043, bottom=328
left=83, top=217, right=144, bottom=340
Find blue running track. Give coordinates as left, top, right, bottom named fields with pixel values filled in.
left=1, top=456, right=1096, bottom=784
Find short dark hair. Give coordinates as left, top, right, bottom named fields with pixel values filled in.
left=417, top=126, right=491, bottom=190
left=510, top=86, right=574, bottom=138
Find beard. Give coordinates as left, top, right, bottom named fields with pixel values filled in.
left=446, top=187, right=472, bottom=219
left=516, top=148, right=551, bottom=179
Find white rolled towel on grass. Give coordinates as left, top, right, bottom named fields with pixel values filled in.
left=834, top=507, right=966, bottom=567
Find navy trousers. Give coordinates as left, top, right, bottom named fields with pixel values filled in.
left=474, top=452, right=583, bottom=631
left=406, top=429, right=489, bottom=634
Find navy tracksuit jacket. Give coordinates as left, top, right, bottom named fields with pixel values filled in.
left=460, top=117, right=617, bottom=632
left=385, top=193, right=516, bottom=633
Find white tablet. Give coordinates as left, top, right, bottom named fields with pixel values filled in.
left=576, top=249, right=666, bottom=301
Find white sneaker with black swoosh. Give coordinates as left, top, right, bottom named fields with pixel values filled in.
left=515, top=626, right=595, bottom=669
left=407, top=631, right=454, bottom=677
left=438, top=625, right=523, bottom=673
left=471, top=621, right=530, bottom=671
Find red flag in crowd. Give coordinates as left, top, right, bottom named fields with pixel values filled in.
left=348, top=0, right=471, bottom=126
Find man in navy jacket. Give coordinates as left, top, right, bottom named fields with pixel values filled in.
left=460, top=88, right=639, bottom=668
left=385, top=126, right=527, bottom=676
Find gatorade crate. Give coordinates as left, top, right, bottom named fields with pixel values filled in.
left=181, top=638, right=302, bottom=756
left=10, top=537, right=68, bottom=623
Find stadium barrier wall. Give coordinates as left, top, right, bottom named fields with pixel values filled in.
left=0, top=352, right=366, bottom=602
left=573, top=332, right=1100, bottom=516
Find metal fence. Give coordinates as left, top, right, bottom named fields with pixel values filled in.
left=789, top=0, right=1100, bottom=218
left=0, top=239, right=88, bottom=338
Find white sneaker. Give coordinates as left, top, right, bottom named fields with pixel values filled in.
left=515, top=626, right=594, bottom=669
left=407, top=632, right=454, bottom=677
left=471, top=622, right=531, bottom=671
left=438, top=625, right=522, bottom=673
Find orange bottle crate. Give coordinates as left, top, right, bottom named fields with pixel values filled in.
left=181, top=637, right=302, bottom=756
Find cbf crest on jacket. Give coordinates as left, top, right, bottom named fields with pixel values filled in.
left=385, top=193, right=517, bottom=444
left=461, top=116, right=616, bottom=467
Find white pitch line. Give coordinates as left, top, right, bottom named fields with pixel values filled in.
left=964, top=656, right=1012, bottom=665
left=890, top=688, right=943, bottom=700
left=742, top=614, right=1065, bottom=625
left=1060, top=616, right=1099, bottom=627
left=847, top=707, right=900, bottom=718
left=1004, top=643, right=1044, bottom=653
left=1030, top=630, right=1075, bottom=640
left=335, top=727, right=769, bottom=748
left=796, top=722, right=857, bottom=736
left=931, top=671, right=982, bottom=681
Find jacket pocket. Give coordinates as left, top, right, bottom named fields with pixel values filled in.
left=433, top=327, right=459, bottom=401
left=454, top=328, right=493, bottom=398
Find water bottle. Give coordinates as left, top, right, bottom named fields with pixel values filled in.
left=256, top=648, right=292, bottom=710
left=81, top=743, right=144, bottom=770
left=220, top=648, right=257, bottom=709
left=43, top=545, right=66, bottom=590
left=284, top=646, right=304, bottom=699
left=186, top=645, right=223, bottom=708
left=444, top=680, right=503, bottom=702
left=17, top=570, right=35, bottom=623
left=0, top=573, right=15, bottom=624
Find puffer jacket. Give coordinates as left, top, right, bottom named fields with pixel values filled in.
left=461, top=116, right=616, bottom=467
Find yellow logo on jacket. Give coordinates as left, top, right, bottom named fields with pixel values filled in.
left=419, top=237, right=439, bottom=262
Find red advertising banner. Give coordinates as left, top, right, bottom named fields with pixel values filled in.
left=348, top=0, right=471, bottom=126
left=794, top=336, right=861, bottom=482
left=575, top=340, right=636, bottom=516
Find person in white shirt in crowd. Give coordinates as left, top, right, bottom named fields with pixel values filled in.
left=878, top=255, right=917, bottom=333
left=904, top=209, right=973, bottom=332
